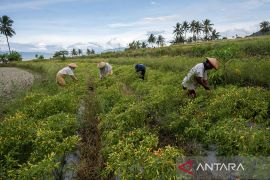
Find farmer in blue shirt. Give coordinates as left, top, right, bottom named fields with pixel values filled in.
left=135, top=64, right=146, bottom=80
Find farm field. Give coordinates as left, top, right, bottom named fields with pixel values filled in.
left=0, top=37, right=270, bottom=179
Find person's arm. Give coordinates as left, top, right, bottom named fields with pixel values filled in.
left=203, top=79, right=209, bottom=86
left=71, top=75, right=78, bottom=81
left=99, top=70, right=103, bottom=79
left=195, top=77, right=210, bottom=90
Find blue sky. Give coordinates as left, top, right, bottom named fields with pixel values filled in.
left=0, top=0, right=269, bottom=53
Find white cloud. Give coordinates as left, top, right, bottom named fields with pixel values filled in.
left=29, top=43, right=48, bottom=51
left=108, top=15, right=178, bottom=28
left=216, top=21, right=259, bottom=37
left=150, top=1, right=157, bottom=5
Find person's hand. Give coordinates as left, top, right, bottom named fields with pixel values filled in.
left=205, top=86, right=210, bottom=90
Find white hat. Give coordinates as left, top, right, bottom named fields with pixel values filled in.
left=206, top=57, right=219, bottom=69
left=68, top=63, right=78, bottom=68
left=97, top=62, right=106, bottom=69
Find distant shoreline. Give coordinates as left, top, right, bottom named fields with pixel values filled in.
left=0, top=51, right=53, bottom=61
left=21, top=52, right=53, bottom=61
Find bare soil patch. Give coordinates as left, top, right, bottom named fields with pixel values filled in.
left=0, top=67, right=34, bottom=115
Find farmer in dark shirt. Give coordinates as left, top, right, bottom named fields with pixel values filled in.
left=135, top=64, right=146, bottom=80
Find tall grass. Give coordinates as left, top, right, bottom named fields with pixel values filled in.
left=65, top=35, right=270, bottom=59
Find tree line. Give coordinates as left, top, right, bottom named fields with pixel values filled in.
left=127, top=19, right=270, bottom=50
left=53, top=48, right=96, bottom=60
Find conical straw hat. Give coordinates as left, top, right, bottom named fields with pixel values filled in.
left=206, top=57, right=219, bottom=69
left=68, top=63, right=78, bottom=68
left=97, top=62, right=106, bottom=69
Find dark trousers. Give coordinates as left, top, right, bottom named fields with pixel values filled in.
left=137, top=69, right=145, bottom=80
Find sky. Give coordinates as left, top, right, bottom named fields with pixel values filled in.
left=0, top=0, right=269, bottom=53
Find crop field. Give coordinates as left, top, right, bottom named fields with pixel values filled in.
left=0, top=37, right=270, bottom=179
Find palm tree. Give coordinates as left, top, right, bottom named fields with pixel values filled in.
left=141, top=42, right=147, bottom=48
left=173, top=22, right=184, bottom=44
left=194, top=21, right=202, bottom=42
left=78, top=49, right=82, bottom=56
left=86, top=48, right=91, bottom=56
left=156, top=35, right=165, bottom=47
left=182, top=21, right=190, bottom=41
left=0, top=15, right=16, bottom=54
left=91, top=49, right=95, bottom=54
left=211, top=29, right=220, bottom=40
left=260, top=21, right=270, bottom=33
left=173, top=22, right=183, bottom=37
left=202, top=19, right=213, bottom=40
left=128, top=41, right=136, bottom=50
left=135, top=41, right=141, bottom=49
left=148, top=34, right=156, bottom=47
left=71, top=48, right=77, bottom=56
left=190, top=20, right=197, bottom=42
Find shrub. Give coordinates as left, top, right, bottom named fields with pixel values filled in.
left=7, top=51, right=22, bottom=61
left=0, top=53, right=8, bottom=63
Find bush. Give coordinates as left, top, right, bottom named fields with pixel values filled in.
left=7, top=51, right=22, bottom=62
left=0, top=53, right=8, bottom=63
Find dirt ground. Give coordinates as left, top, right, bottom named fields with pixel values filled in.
left=0, top=67, right=34, bottom=107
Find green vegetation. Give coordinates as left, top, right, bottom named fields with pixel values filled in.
left=86, top=35, right=270, bottom=62
left=0, top=15, right=16, bottom=54
left=53, top=50, right=69, bottom=60
left=0, top=62, right=90, bottom=178
left=0, top=51, right=22, bottom=63
left=35, top=54, right=44, bottom=60
left=0, top=36, right=270, bottom=178
left=260, top=21, right=270, bottom=33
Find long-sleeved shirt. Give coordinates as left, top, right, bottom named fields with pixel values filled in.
left=135, top=64, right=145, bottom=72
left=182, top=63, right=207, bottom=90
left=99, top=63, right=112, bottom=79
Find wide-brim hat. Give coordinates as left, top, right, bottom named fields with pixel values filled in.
left=68, top=63, right=78, bottom=68
left=206, top=57, right=219, bottom=69
left=97, top=62, right=106, bottom=69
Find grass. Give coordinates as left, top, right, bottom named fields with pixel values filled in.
left=0, top=36, right=270, bottom=178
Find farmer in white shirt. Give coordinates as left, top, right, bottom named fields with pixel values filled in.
left=56, top=63, right=78, bottom=86
left=182, top=57, right=219, bottom=97
left=97, top=62, right=113, bottom=79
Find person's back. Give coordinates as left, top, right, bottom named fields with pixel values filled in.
left=182, top=58, right=218, bottom=97
left=97, top=62, right=113, bottom=79
left=57, top=66, right=74, bottom=77
left=56, top=63, right=78, bottom=86
left=135, top=64, right=145, bottom=72
left=135, top=64, right=146, bottom=80
left=182, top=63, right=206, bottom=89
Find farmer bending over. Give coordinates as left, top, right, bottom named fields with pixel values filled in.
left=135, top=64, right=146, bottom=80
left=97, top=62, right=113, bottom=79
left=182, top=57, right=219, bottom=97
left=56, top=63, right=78, bottom=86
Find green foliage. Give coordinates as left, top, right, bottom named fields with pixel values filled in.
left=104, top=128, right=182, bottom=179
left=0, top=62, right=84, bottom=178
left=241, top=40, right=270, bottom=56
left=53, top=50, right=69, bottom=60
left=7, top=51, right=22, bottom=61
left=168, top=86, right=270, bottom=155
left=0, top=15, right=16, bottom=53
left=0, top=53, right=8, bottom=63
left=1, top=36, right=270, bottom=178
left=207, top=118, right=270, bottom=156
left=74, top=36, right=270, bottom=60
left=39, top=55, right=44, bottom=59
